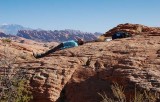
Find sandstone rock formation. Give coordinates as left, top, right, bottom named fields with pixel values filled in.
left=17, top=29, right=99, bottom=42
left=103, top=23, right=160, bottom=37
left=0, top=23, right=160, bottom=102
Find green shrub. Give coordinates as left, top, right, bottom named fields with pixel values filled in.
left=1, top=38, right=12, bottom=43
left=0, top=48, right=32, bottom=102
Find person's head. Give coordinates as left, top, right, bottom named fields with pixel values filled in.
left=77, top=38, right=84, bottom=45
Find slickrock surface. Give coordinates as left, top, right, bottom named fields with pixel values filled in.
left=0, top=24, right=160, bottom=102
left=103, top=23, right=160, bottom=37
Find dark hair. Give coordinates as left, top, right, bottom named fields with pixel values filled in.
left=77, top=39, right=84, bottom=45
left=78, top=40, right=84, bottom=45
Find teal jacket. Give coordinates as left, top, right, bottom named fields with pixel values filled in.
left=61, top=40, right=78, bottom=49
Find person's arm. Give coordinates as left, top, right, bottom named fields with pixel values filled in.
left=84, top=40, right=99, bottom=44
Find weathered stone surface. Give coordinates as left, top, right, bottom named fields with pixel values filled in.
left=103, top=23, right=160, bottom=37
left=0, top=24, right=160, bottom=102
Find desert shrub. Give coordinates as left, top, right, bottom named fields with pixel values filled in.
left=43, top=44, right=48, bottom=47
left=132, top=90, right=159, bottom=102
left=99, top=83, right=159, bottom=102
left=97, top=35, right=107, bottom=42
left=0, top=47, right=32, bottom=102
left=111, top=83, right=126, bottom=102
left=19, top=40, right=25, bottom=43
left=1, top=38, right=12, bottom=43
left=136, top=26, right=142, bottom=33
left=98, top=92, right=113, bottom=102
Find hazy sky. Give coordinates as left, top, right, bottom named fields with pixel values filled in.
left=0, top=0, right=159, bottom=33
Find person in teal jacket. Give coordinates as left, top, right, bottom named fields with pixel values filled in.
left=33, top=38, right=84, bottom=58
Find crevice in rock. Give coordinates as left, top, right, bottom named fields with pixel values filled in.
left=85, top=57, right=92, bottom=66
left=56, top=85, right=68, bottom=102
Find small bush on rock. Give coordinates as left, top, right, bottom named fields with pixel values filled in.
left=0, top=47, right=32, bottom=102
left=99, top=83, right=159, bottom=102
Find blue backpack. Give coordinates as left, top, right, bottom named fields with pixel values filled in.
left=112, top=31, right=131, bottom=40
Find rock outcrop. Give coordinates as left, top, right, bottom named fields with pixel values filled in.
left=103, top=23, right=160, bottom=37
left=0, top=24, right=160, bottom=102
left=17, top=29, right=99, bottom=42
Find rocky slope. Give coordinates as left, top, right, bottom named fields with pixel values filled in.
left=17, top=29, right=99, bottom=42
left=0, top=23, right=160, bottom=102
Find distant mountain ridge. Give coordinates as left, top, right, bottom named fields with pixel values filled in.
left=0, top=24, right=102, bottom=42
left=0, top=24, right=31, bottom=35
left=17, top=29, right=101, bottom=42
left=0, top=32, right=8, bottom=37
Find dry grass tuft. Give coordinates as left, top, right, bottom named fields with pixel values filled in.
left=99, top=83, right=159, bottom=102
left=97, top=36, right=107, bottom=42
